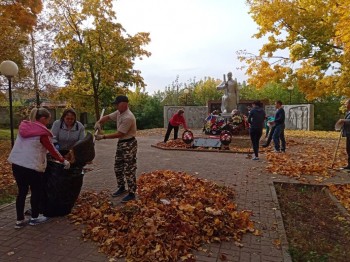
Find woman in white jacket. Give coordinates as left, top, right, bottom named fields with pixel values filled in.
left=8, top=108, right=70, bottom=228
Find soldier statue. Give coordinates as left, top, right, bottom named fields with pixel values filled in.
left=216, top=72, right=239, bottom=114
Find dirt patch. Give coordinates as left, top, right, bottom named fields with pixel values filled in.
left=275, top=183, right=350, bottom=262
left=0, top=185, right=17, bottom=206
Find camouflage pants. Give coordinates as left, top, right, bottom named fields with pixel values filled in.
left=114, top=139, right=137, bottom=193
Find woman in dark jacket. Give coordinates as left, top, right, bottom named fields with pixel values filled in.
left=248, top=100, right=266, bottom=160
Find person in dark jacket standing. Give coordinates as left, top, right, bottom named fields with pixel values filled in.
left=272, top=100, right=286, bottom=152
left=248, top=100, right=266, bottom=160
left=336, top=99, right=350, bottom=169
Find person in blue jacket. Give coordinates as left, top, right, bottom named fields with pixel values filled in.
left=271, top=100, right=286, bottom=153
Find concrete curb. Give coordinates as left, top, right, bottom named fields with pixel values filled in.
left=269, top=182, right=293, bottom=262
left=325, top=188, right=350, bottom=219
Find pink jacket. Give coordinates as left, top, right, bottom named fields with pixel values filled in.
left=19, top=120, right=53, bottom=138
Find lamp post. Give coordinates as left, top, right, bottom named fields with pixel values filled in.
left=184, top=88, right=189, bottom=106
left=287, top=85, right=294, bottom=104
left=0, top=60, right=19, bottom=147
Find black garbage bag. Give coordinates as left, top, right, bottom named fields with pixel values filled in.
left=43, top=161, right=84, bottom=217
left=71, top=132, right=95, bottom=166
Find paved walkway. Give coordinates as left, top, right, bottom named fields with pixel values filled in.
left=1, top=131, right=349, bottom=261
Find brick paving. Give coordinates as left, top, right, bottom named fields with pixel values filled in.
left=1, top=130, right=349, bottom=261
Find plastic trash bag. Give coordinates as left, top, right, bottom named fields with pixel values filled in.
left=43, top=161, right=84, bottom=217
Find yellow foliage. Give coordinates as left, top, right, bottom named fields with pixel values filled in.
left=242, top=0, right=350, bottom=99
left=47, top=0, right=151, bottom=116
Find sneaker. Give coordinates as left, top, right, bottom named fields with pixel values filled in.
left=262, top=144, right=268, bottom=148
left=340, top=166, right=350, bottom=170
left=29, top=215, right=49, bottom=226
left=14, top=220, right=27, bottom=229
left=24, top=209, right=32, bottom=216
left=121, top=193, right=135, bottom=203
left=111, top=186, right=126, bottom=197
left=252, top=157, right=259, bottom=160
left=273, top=149, right=281, bottom=153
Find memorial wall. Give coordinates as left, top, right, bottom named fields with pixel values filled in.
left=164, top=103, right=314, bottom=131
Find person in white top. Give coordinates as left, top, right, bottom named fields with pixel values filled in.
left=8, top=107, right=70, bottom=228
left=94, top=95, right=137, bottom=203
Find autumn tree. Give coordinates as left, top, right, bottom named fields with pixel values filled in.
left=160, top=76, right=222, bottom=106
left=192, top=77, right=222, bottom=106
left=0, top=0, right=42, bottom=31
left=18, top=11, right=69, bottom=107
left=128, top=87, right=163, bottom=129
left=239, top=0, right=350, bottom=100
left=160, top=76, right=184, bottom=106
left=48, top=0, right=151, bottom=119
left=0, top=0, right=43, bottom=87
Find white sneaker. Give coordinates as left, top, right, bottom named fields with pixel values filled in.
left=14, top=219, right=28, bottom=229
left=252, top=157, right=259, bottom=160
left=29, top=215, right=49, bottom=226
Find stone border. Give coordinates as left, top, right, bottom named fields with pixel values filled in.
left=0, top=201, right=15, bottom=211
left=270, top=182, right=293, bottom=262
left=324, top=187, right=350, bottom=218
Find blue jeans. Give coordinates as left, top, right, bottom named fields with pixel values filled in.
left=272, top=124, right=286, bottom=151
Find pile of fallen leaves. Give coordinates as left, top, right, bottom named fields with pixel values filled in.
left=156, top=137, right=252, bottom=153
left=160, top=139, right=190, bottom=149
left=265, top=133, right=347, bottom=182
left=328, top=184, right=350, bottom=212
left=69, top=170, right=254, bottom=261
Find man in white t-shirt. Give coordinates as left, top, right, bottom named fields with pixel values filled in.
left=94, top=95, right=137, bottom=202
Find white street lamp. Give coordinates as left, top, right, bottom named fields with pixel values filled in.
left=287, top=85, right=294, bottom=104
left=184, top=88, right=189, bottom=106
left=0, top=60, right=19, bottom=147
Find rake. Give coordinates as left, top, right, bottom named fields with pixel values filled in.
left=331, top=127, right=342, bottom=169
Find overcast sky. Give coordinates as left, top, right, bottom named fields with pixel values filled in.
left=114, top=0, right=264, bottom=94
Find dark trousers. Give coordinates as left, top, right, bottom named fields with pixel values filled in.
left=264, top=126, right=276, bottom=146
left=272, top=124, right=286, bottom=151
left=265, top=125, right=270, bottom=137
left=12, top=164, right=43, bottom=220
left=346, top=136, right=350, bottom=166
left=164, top=122, right=179, bottom=142
left=250, top=128, right=263, bottom=157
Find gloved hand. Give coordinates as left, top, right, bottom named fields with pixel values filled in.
left=94, top=122, right=102, bottom=132
left=63, top=160, right=70, bottom=169
left=95, top=134, right=104, bottom=141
